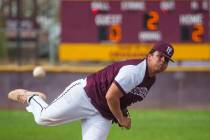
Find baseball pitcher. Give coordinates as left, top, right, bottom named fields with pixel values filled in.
left=8, top=42, right=174, bottom=140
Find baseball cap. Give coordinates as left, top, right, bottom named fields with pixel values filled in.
left=152, top=42, right=174, bottom=62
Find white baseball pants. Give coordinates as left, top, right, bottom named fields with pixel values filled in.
left=26, top=79, right=112, bottom=140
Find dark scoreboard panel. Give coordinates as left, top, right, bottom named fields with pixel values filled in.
left=61, top=0, right=209, bottom=43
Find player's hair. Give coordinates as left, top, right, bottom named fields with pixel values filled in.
left=148, top=48, right=156, bottom=55
left=145, top=49, right=155, bottom=59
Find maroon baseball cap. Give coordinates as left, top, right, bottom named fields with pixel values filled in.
left=152, top=42, right=174, bottom=62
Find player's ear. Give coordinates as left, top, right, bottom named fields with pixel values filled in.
left=147, top=52, right=153, bottom=59
left=147, top=51, right=156, bottom=63
left=147, top=49, right=155, bottom=62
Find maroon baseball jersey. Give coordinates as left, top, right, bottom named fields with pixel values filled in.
left=84, top=59, right=156, bottom=120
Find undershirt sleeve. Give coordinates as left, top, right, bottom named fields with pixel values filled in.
left=114, top=63, right=146, bottom=94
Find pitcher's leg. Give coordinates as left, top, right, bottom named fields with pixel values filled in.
left=26, top=95, right=48, bottom=124
left=81, top=114, right=112, bottom=140
left=27, top=80, right=97, bottom=126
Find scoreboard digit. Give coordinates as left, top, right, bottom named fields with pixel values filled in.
left=192, top=24, right=204, bottom=42
left=145, top=11, right=159, bottom=31
left=109, top=24, right=122, bottom=42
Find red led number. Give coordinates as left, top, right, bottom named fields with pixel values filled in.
left=192, top=24, right=204, bottom=42
left=147, top=11, right=159, bottom=30
left=109, top=24, right=122, bottom=42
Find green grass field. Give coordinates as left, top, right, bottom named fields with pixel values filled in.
left=0, top=109, right=210, bottom=140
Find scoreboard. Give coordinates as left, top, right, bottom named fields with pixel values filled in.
left=61, top=0, right=209, bottom=43
left=59, top=0, right=210, bottom=62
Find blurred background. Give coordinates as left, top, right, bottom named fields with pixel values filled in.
left=0, top=1, right=210, bottom=140
left=1, top=0, right=210, bottom=109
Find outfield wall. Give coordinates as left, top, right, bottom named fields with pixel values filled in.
left=1, top=70, right=210, bottom=109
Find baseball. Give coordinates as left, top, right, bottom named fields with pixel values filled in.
left=33, top=66, right=46, bottom=78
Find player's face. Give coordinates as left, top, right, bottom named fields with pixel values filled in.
left=148, top=51, right=169, bottom=74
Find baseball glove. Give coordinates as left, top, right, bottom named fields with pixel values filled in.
left=112, top=108, right=130, bottom=127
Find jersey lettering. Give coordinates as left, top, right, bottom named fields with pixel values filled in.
left=130, top=87, right=148, bottom=99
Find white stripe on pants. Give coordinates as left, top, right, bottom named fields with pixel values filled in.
left=26, top=79, right=112, bottom=140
